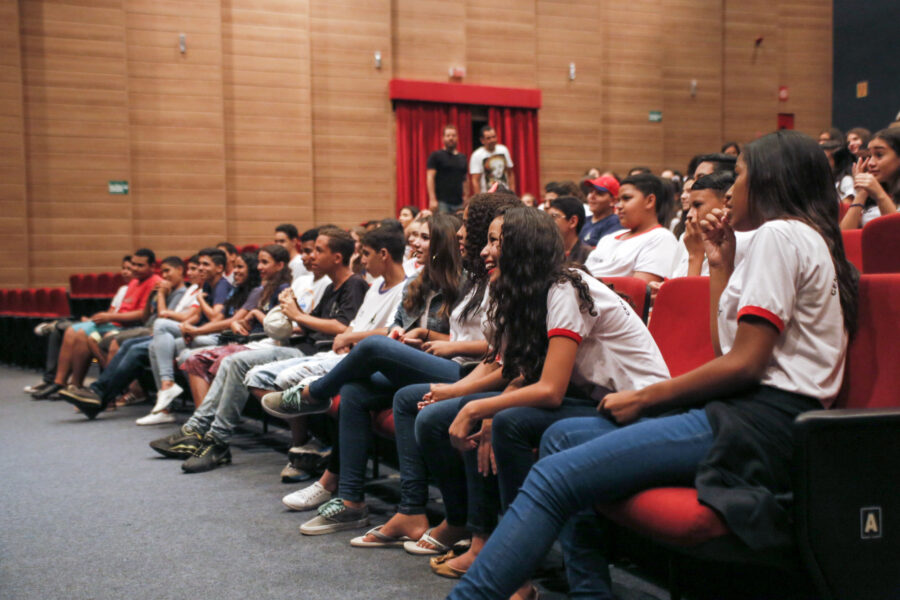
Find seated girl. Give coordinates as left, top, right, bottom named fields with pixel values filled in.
left=585, top=173, right=679, bottom=283
left=447, top=130, right=858, bottom=600
left=407, top=206, right=669, bottom=578
left=840, top=128, right=900, bottom=229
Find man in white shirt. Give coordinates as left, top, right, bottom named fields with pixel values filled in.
left=469, top=125, right=515, bottom=193
left=275, top=223, right=309, bottom=279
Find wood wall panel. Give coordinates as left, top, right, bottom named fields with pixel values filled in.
left=0, top=1, right=28, bottom=287
left=125, top=0, right=226, bottom=256
left=1, top=0, right=834, bottom=287
left=309, top=0, right=393, bottom=226
left=20, top=0, right=131, bottom=286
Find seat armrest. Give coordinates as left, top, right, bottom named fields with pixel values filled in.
left=793, top=408, right=900, bottom=600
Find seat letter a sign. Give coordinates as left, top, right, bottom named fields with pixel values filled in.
left=860, top=507, right=882, bottom=540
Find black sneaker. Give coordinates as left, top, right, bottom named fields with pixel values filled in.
left=149, top=425, right=203, bottom=459
left=32, top=382, right=63, bottom=400
left=61, top=387, right=104, bottom=420
left=181, top=433, right=231, bottom=473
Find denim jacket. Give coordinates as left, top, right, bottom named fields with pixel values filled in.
left=391, top=278, right=450, bottom=334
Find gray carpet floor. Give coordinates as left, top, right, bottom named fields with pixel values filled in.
left=0, top=365, right=669, bottom=600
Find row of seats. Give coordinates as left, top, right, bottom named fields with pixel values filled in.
left=0, top=287, right=71, bottom=368
left=841, top=211, right=900, bottom=273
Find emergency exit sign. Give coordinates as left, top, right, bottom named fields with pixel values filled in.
left=108, top=181, right=129, bottom=194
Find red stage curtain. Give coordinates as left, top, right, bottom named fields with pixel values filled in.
left=395, top=102, right=472, bottom=214
left=488, top=106, right=540, bottom=198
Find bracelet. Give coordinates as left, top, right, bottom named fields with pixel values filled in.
left=849, top=203, right=865, bottom=209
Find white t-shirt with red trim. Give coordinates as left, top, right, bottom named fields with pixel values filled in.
left=450, top=285, right=488, bottom=343
left=670, top=230, right=755, bottom=278
left=717, top=220, right=847, bottom=405
left=584, top=225, right=679, bottom=279
left=546, top=270, right=670, bottom=401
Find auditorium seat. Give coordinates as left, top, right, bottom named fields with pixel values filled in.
left=861, top=212, right=900, bottom=273
left=241, top=244, right=260, bottom=254
left=647, top=277, right=715, bottom=377
left=601, top=277, right=650, bottom=323
left=841, top=229, right=863, bottom=272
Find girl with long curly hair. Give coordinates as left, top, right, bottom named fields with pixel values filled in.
left=448, top=130, right=858, bottom=600
left=413, top=206, right=669, bottom=578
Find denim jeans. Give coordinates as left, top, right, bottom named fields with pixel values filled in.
left=148, top=318, right=218, bottom=384
left=90, top=336, right=152, bottom=404
left=307, top=335, right=462, bottom=401
left=491, top=399, right=599, bottom=510
left=185, top=346, right=301, bottom=442
left=447, top=409, right=714, bottom=600
left=322, top=336, right=462, bottom=503
left=415, top=393, right=499, bottom=532
left=244, top=351, right=344, bottom=391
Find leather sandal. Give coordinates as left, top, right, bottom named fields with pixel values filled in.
left=430, top=550, right=466, bottom=579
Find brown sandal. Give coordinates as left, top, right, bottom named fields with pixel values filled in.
left=429, top=550, right=466, bottom=579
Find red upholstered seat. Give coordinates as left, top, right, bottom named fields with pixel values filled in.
left=600, top=488, right=729, bottom=546
left=648, top=277, right=716, bottom=376
left=68, top=274, right=88, bottom=298
left=326, top=395, right=340, bottom=418
left=862, top=212, right=900, bottom=274
left=35, top=288, right=51, bottom=317
left=241, top=244, right=260, bottom=254
left=601, top=277, right=650, bottom=322
left=838, top=201, right=850, bottom=223
left=96, top=273, right=114, bottom=297
left=841, top=229, right=863, bottom=272
left=0, top=289, right=7, bottom=314
left=372, top=409, right=395, bottom=438
left=48, top=288, right=71, bottom=317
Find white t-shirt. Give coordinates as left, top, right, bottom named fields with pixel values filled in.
left=670, top=230, right=755, bottom=278
left=224, top=271, right=235, bottom=284
left=347, top=276, right=405, bottom=332
left=450, top=285, right=488, bottom=343
left=717, top=220, right=847, bottom=405
left=173, top=283, right=201, bottom=313
left=289, top=254, right=309, bottom=279
left=469, top=144, right=514, bottom=192
left=402, top=257, right=423, bottom=277
left=545, top=270, right=670, bottom=400
left=110, top=285, right=128, bottom=310
left=835, top=174, right=855, bottom=202
left=585, top=225, right=679, bottom=279
left=291, top=274, right=331, bottom=313
left=860, top=204, right=881, bottom=227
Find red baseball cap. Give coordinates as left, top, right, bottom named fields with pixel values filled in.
left=580, top=175, right=620, bottom=197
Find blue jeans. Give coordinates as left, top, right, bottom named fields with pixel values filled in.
left=326, top=336, right=462, bottom=503
left=447, top=409, right=714, bottom=600
left=149, top=318, right=218, bottom=384
left=91, top=336, right=152, bottom=404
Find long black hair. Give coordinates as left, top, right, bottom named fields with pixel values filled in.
left=743, top=130, right=858, bottom=334
left=403, top=213, right=461, bottom=320
left=870, top=128, right=900, bottom=207
left=225, top=252, right=260, bottom=313
left=257, top=244, right=292, bottom=310
left=486, top=207, right=596, bottom=383
left=457, top=193, right=521, bottom=321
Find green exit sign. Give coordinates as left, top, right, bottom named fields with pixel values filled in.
left=648, top=110, right=662, bottom=123
left=108, top=180, right=129, bottom=194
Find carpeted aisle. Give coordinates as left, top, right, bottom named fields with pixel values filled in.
left=0, top=366, right=458, bottom=600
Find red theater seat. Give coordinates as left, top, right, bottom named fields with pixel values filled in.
left=647, top=277, right=715, bottom=376
left=372, top=409, right=395, bottom=438
left=241, top=244, right=260, bottom=254
left=841, top=229, right=863, bottom=272
left=601, top=277, right=650, bottom=322
left=862, top=212, right=900, bottom=274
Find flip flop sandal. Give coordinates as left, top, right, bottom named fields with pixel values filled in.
left=430, top=551, right=467, bottom=579
left=429, top=548, right=460, bottom=565
left=403, top=527, right=452, bottom=555
left=350, top=526, right=412, bottom=548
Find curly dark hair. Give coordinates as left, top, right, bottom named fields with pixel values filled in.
left=225, top=252, right=260, bottom=312
left=402, top=213, right=461, bottom=320
left=457, top=193, right=521, bottom=321
left=486, top=206, right=596, bottom=383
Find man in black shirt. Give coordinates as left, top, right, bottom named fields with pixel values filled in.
left=426, top=124, right=469, bottom=213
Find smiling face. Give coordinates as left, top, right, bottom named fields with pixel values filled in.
left=257, top=250, right=283, bottom=281
left=299, top=239, right=317, bottom=274
left=847, top=133, right=863, bottom=155
left=866, top=137, right=900, bottom=183
left=129, top=254, right=153, bottom=281
left=481, top=216, right=503, bottom=282
left=160, top=262, right=183, bottom=287
left=587, top=188, right=614, bottom=216
left=480, top=128, right=498, bottom=152
left=186, top=261, right=202, bottom=285
left=398, top=208, right=415, bottom=230
left=232, top=256, right=248, bottom=286
left=411, top=221, right=431, bottom=263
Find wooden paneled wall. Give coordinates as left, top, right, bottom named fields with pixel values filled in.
left=4, top=0, right=832, bottom=287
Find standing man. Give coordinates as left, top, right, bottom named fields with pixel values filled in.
left=426, top=124, right=469, bottom=213
left=469, top=124, right=515, bottom=194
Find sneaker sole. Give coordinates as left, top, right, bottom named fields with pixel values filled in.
left=61, top=396, right=103, bottom=420
left=282, top=494, right=332, bottom=512
left=59, top=389, right=102, bottom=405
left=300, top=516, right=370, bottom=536
left=262, top=396, right=333, bottom=420
left=181, top=453, right=232, bottom=473
left=149, top=443, right=200, bottom=459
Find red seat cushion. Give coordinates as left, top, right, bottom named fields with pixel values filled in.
left=598, top=487, right=730, bottom=547
left=648, top=277, right=716, bottom=377
left=372, top=409, right=395, bottom=438
left=841, top=229, right=863, bottom=273
left=862, top=212, right=900, bottom=274
left=601, top=277, right=649, bottom=322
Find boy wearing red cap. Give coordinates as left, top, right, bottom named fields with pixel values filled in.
left=579, top=175, right=623, bottom=246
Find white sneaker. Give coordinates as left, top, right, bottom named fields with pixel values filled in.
left=282, top=481, right=333, bottom=511
left=136, top=411, right=177, bottom=426
left=151, top=383, right=183, bottom=414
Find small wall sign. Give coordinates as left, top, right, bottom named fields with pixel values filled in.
left=648, top=110, right=662, bottom=123
left=108, top=181, right=129, bottom=195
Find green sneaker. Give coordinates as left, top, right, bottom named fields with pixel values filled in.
left=149, top=425, right=203, bottom=459
left=261, top=376, right=331, bottom=419
left=299, top=498, right=369, bottom=536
